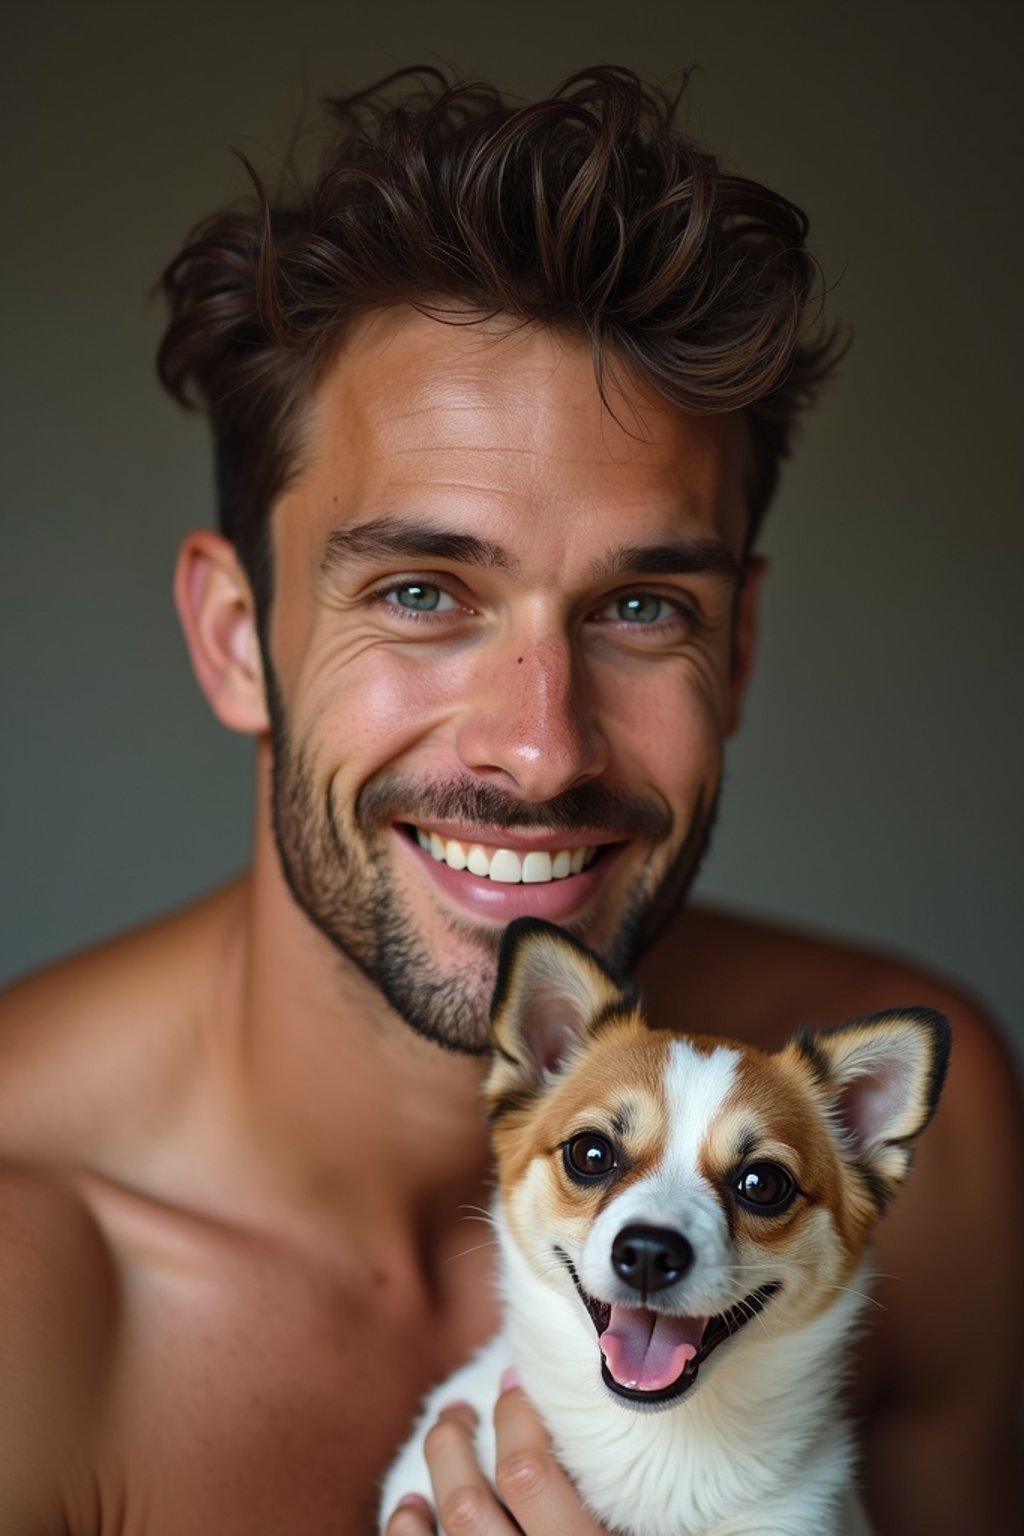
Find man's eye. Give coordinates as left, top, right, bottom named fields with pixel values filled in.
left=595, top=594, right=682, bottom=625
left=384, top=583, right=456, bottom=613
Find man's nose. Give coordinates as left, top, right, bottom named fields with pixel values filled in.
left=454, top=634, right=610, bottom=802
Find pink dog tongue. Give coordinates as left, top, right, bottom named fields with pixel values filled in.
left=600, top=1306, right=707, bottom=1392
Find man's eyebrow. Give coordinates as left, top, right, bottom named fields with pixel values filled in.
left=592, top=537, right=742, bottom=585
left=320, top=516, right=517, bottom=573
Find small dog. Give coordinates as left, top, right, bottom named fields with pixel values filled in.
left=380, top=918, right=950, bottom=1535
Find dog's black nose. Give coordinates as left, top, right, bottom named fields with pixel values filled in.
left=611, top=1224, right=694, bottom=1293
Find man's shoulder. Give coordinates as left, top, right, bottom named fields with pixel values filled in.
left=653, top=902, right=1012, bottom=1055
left=0, top=883, right=251, bottom=1524
left=0, top=880, right=246, bottom=1161
left=0, top=1159, right=117, bottom=1524
left=0, top=877, right=245, bottom=1023
left=0, top=1159, right=116, bottom=1338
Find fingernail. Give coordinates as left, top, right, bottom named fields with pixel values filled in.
left=390, top=1493, right=432, bottom=1534
left=500, top=1366, right=521, bottom=1392
left=438, top=1398, right=479, bottom=1422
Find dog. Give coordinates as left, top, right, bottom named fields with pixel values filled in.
left=380, top=917, right=950, bottom=1535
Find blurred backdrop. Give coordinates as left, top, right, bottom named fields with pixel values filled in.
left=2, top=0, right=1021, bottom=1058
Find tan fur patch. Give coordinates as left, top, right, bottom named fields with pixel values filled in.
left=493, top=1013, right=673, bottom=1249
left=702, top=1045, right=879, bottom=1312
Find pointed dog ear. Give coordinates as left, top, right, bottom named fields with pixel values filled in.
left=485, top=920, right=634, bottom=1111
left=796, top=1009, right=951, bottom=1197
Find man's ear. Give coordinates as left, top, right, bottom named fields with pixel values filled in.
left=173, top=530, right=269, bottom=734
left=726, top=555, right=766, bottom=736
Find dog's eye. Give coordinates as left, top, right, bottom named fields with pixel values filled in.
left=735, top=1162, right=795, bottom=1213
left=564, top=1133, right=617, bottom=1181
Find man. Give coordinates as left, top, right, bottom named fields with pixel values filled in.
left=0, top=67, right=1019, bottom=1536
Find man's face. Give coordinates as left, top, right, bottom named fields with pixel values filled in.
left=265, top=309, right=752, bottom=1050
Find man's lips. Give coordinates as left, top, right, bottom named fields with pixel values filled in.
left=398, top=823, right=625, bottom=921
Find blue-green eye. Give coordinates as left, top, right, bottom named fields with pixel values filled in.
left=597, top=593, right=675, bottom=624
left=617, top=594, right=664, bottom=623
left=386, top=583, right=452, bottom=612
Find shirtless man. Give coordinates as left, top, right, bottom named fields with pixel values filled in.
left=0, top=68, right=1020, bottom=1536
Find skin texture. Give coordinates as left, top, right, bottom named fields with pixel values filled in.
left=0, top=311, right=1021, bottom=1536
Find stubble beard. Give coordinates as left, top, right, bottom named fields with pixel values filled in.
left=267, top=681, right=719, bottom=1054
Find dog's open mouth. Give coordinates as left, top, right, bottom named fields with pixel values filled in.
left=558, top=1251, right=781, bottom=1406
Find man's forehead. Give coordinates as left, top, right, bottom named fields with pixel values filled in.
left=289, top=307, right=751, bottom=554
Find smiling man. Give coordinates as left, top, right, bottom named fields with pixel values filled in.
left=260, top=307, right=750, bottom=1054
left=0, top=68, right=1020, bottom=1536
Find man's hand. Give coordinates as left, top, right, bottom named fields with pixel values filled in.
left=383, top=1374, right=610, bottom=1536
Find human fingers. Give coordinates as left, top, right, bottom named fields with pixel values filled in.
left=492, top=1372, right=608, bottom=1534
left=384, top=1491, right=437, bottom=1536
left=421, top=1400, right=519, bottom=1535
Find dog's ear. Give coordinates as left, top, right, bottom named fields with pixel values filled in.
left=794, top=1009, right=951, bottom=1198
left=486, top=920, right=634, bottom=1107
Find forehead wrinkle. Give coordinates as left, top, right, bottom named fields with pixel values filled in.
left=391, top=442, right=584, bottom=458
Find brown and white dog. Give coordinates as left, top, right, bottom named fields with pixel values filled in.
left=380, top=919, right=950, bottom=1536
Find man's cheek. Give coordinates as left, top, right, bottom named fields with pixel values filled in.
left=303, top=657, right=464, bottom=776
left=605, top=674, right=724, bottom=794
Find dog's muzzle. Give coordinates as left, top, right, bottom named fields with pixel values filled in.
left=556, top=1245, right=781, bottom=1409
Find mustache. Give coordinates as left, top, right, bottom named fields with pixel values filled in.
left=355, top=774, right=673, bottom=842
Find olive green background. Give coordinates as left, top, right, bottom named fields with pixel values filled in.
left=2, top=1, right=1021, bottom=1058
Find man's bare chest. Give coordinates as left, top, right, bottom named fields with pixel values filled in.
left=86, top=1214, right=497, bottom=1536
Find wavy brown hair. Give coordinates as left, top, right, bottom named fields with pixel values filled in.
left=157, top=66, right=840, bottom=632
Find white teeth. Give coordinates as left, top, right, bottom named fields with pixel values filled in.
left=414, top=828, right=598, bottom=885
left=489, top=849, right=522, bottom=883
left=444, top=838, right=468, bottom=871
left=551, top=849, right=572, bottom=879
left=521, top=851, right=553, bottom=884
left=467, top=844, right=491, bottom=877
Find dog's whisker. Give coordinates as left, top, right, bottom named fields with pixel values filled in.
left=822, top=1282, right=886, bottom=1311
left=445, top=1237, right=501, bottom=1263
left=750, top=1303, right=775, bottom=1341
left=725, top=1260, right=798, bottom=1278
left=530, top=1253, right=572, bottom=1281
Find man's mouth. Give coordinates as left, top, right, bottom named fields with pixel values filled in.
left=410, top=826, right=601, bottom=885
left=559, top=1252, right=781, bottom=1408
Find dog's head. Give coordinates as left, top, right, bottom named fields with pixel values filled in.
left=485, top=919, right=950, bottom=1410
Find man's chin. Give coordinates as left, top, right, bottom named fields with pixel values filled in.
left=365, top=868, right=660, bottom=1054
left=270, top=733, right=718, bottom=1054
left=305, top=814, right=710, bottom=1054
left=324, top=882, right=629, bottom=1057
